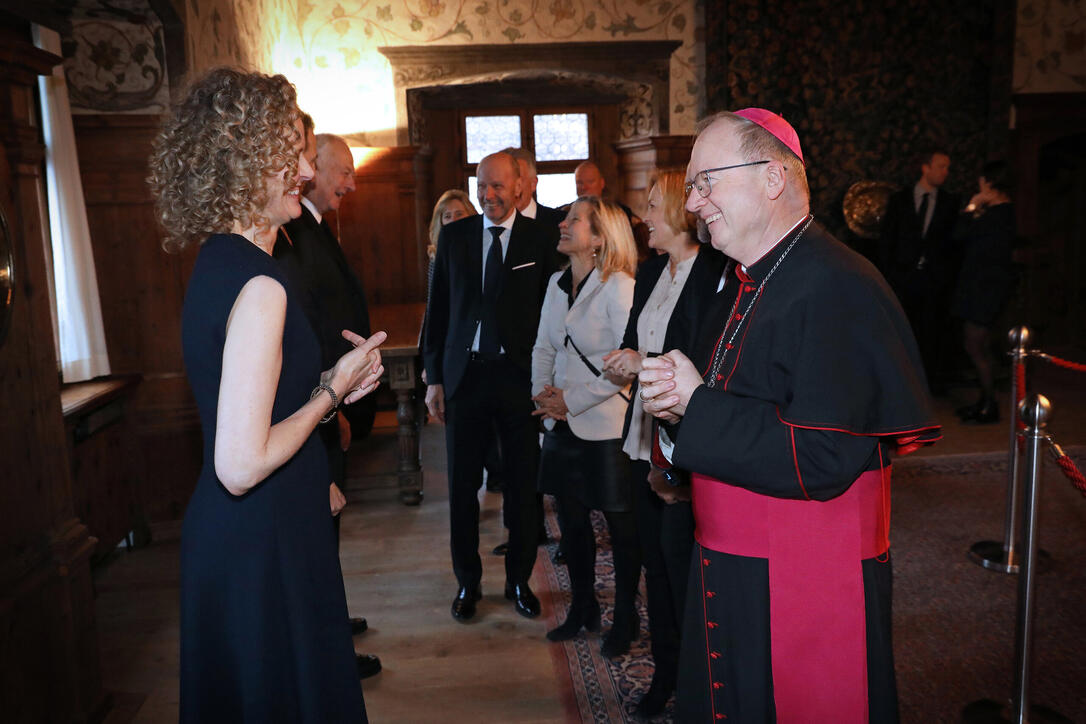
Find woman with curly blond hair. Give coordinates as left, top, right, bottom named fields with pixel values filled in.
left=149, top=67, right=384, bottom=723
left=531, top=197, right=639, bottom=656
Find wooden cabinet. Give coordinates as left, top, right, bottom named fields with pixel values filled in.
left=61, top=376, right=147, bottom=560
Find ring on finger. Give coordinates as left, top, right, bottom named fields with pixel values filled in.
left=639, top=389, right=649, bottom=402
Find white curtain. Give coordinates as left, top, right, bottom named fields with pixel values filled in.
left=33, top=26, right=111, bottom=382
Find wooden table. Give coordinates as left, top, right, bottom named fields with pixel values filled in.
left=369, top=302, right=426, bottom=505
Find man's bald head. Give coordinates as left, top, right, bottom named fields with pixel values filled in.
left=477, top=151, right=522, bottom=223
left=307, top=133, right=356, bottom=214
left=575, top=161, right=606, bottom=198
left=500, top=147, right=538, bottom=210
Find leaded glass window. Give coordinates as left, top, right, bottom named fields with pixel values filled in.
left=533, top=114, right=589, bottom=161
left=465, top=115, right=521, bottom=164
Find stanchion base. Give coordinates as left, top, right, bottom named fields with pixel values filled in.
left=968, top=541, right=1052, bottom=574
left=969, top=540, right=1019, bottom=573
left=963, top=698, right=1073, bottom=724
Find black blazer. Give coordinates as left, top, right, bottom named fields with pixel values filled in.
left=423, top=211, right=562, bottom=399
left=534, top=203, right=565, bottom=231
left=274, top=206, right=371, bottom=369
left=879, top=186, right=960, bottom=288
left=619, top=244, right=728, bottom=438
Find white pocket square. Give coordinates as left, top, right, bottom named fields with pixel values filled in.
left=512, top=261, right=536, bottom=270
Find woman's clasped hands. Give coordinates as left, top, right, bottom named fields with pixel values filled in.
left=600, top=348, right=643, bottom=386
left=532, top=384, right=568, bottom=421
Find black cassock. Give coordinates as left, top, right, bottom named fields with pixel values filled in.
left=668, top=217, right=940, bottom=723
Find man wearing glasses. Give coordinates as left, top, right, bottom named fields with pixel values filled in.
left=638, top=109, right=940, bottom=722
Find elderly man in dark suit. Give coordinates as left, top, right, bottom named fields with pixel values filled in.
left=502, top=146, right=565, bottom=230
left=424, top=151, right=562, bottom=621
left=273, top=122, right=380, bottom=679
left=880, top=148, right=961, bottom=394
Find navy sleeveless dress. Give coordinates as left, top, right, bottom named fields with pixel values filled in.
left=179, top=233, right=366, bottom=723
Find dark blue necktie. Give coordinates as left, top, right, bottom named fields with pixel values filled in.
left=479, top=226, right=504, bottom=355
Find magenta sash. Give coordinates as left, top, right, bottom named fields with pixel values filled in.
left=691, top=468, right=891, bottom=724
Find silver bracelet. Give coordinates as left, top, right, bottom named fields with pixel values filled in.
left=311, top=383, right=338, bottom=424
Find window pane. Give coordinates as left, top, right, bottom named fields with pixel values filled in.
left=467, top=177, right=480, bottom=212
left=465, top=115, right=521, bottom=163
left=536, top=173, right=576, bottom=210
left=534, top=113, right=589, bottom=161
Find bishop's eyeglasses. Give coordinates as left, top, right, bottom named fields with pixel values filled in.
left=685, top=160, right=771, bottom=198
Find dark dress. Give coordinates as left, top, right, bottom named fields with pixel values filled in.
left=179, top=233, right=366, bottom=723
left=951, top=203, right=1016, bottom=326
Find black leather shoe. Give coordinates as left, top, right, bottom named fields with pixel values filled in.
left=546, top=602, right=601, bottom=642
left=492, top=541, right=509, bottom=556
left=601, top=612, right=640, bottom=658
left=451, top=586, right=482, bottom=621
left=956, top=399, right=984, bottom=419
left=963, top=399, right=999, bottom=424
left=504, top=582, right=541, bottom=618
left=349, top=617, right=368, bottom=635
left=635, top=674, right=675, bottom=716
left=552, top=548, right=566, bottom=565
left=356, top=653, right=381, bottom=679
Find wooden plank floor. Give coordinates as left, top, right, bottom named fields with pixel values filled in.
left=95, top=416, right=573, bottom=723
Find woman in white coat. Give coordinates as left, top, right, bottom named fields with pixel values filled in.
left=532, top=197, right=639, bottom=656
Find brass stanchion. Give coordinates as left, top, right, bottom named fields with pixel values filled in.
left=969, top=326, right=1028, bottom=573
left=962, top=395, right=1071, bottom=724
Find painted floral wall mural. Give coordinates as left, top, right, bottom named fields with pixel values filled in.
left=62, top=0, right=170, bottom=114
left=1014, top=0, right=1085, bottom=93
left=185, top=0, right=701, bottom=145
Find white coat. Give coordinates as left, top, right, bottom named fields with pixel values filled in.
left=531, top=267, right=635, bottom=441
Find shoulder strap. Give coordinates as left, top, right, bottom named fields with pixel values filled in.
left=564, top=333, right=631, bottom=402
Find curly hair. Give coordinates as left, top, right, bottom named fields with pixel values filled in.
left=148, top=67, right=302, bottom=252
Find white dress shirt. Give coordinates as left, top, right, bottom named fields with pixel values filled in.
left=471, top=212, right=516, bottom=352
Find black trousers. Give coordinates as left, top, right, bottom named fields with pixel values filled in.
left=556, top=492, right=639, bottom=628
left=630, top=459, right=694, bottom=687
left=444, top=357, right=540, bottom=589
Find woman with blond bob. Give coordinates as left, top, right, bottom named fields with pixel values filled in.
left=149, top=67, right=384, bottom=723
left=601, top=168, right=727, bottom=715
left=531, top=196, right=640, bottom=656
left=427, top=188, right=477, bottom=261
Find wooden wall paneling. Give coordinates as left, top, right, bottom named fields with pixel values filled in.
left=0, top=19, right=103, bottom=722
left=423, top=107, right=462, bottom=212
left=74, top=114, right=203, bottom=523
left=333, top=146, right=430, bottom=305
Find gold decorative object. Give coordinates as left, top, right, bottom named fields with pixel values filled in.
left=0, top=204, right=14, bottom=347
left=843, top=180, right=896, bottom=239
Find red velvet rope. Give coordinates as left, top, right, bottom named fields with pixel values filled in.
left=1054, top=452, right=1086, bottom=498
left=1015, top=361, right=1027, bottom=434
left=1038, top=354, right=1086, bottom=373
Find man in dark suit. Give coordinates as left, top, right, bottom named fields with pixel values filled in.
left=502, top=146, right=565, bottom=230
left=571, top=160, right=650, bottom=262
left=880, top=148, right=961, bottom=393
left=273, top=124, right=381, bottom=679
left=424, top=151, right=562, bottom=621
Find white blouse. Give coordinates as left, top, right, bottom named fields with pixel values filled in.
left=623, top=253, right=696, bottom=460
